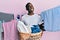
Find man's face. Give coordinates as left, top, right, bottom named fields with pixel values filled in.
left=28, top=3, right=34, bottom=12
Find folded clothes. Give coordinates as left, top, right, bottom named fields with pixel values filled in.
left=17, top=21, right=31, bottom=33
left=31, top=25, right=41, bottom=33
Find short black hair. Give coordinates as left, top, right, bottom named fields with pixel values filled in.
left=25, top=2, right=31, bottom=10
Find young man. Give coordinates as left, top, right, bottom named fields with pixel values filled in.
left=21, top=2, right=45, bottom=40
left=22, top=2, right=45, bottom=32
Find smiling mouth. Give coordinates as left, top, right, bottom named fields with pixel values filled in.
left=31, top=9, right=33, bottom=10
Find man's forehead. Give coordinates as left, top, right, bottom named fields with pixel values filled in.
left=29, top=3, right=33, bottom=6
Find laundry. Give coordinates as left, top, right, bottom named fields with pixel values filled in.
left=40, top=6, right=60, bottom=32
left=3, top=20, right=19, bottom=40
left=31, top=25, right=41, bottom=33
left=0, top=21, right=3, bottom=40
left=0, top=12, right=14, bottom=22
left=17, top=21, right=30, bottom=33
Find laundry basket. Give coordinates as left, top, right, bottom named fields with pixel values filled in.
left=17, top=21, right=43, bottom=40
left=19, top=31, right=43, bottom=40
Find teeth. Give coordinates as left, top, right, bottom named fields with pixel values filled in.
left=31, top=9, right=33, bottom=10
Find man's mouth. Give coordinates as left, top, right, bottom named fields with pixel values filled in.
left=31, top=9, right=33, bottom=11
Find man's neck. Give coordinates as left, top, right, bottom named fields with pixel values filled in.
left=28, top=12, right=34, bottom=15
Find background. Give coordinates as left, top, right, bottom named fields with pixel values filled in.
left=0, top=0, right=60, bottom=40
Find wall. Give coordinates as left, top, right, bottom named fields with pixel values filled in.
left=0, top=0, right=60, bottom=15
left=0, top=0, right=60, bottom=40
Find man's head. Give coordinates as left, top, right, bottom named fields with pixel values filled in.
left=25, top=2, right=34, bottom=13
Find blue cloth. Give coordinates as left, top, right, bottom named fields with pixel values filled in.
left=31, top=25, right=41, bottom=33
left=0, top=21, right=3, bottom=40
left=40, top=6, right=60, bottom=32
left=0, top=12, right=14, bottom=22
left=0, top=21, right=3, bottom=32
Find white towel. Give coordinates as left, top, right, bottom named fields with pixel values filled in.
left=17, top=21, right=31, bottom=33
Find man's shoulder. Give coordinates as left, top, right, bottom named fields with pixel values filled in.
left=22, top=14, right=28, bottom=18
left=34, top=13, right=41, bottom=17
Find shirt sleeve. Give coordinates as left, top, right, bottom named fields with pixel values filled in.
left=21, top=15, right=27, bottom=26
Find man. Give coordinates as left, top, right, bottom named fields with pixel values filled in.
left=18, top=2, right=45, bottom=40
left=22, top=2, right=45, bottom=32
